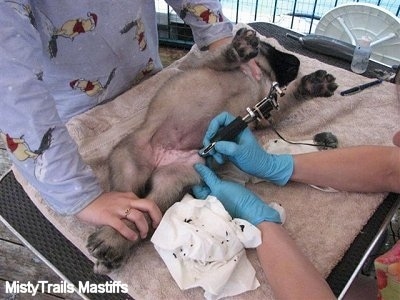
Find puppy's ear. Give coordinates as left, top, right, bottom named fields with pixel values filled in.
left=259, top=41, right=300, bottom=86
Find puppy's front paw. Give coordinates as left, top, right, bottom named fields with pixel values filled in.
left=87, top=225, right=138, bottom=274
left=298, top=70, right=338, bottom=99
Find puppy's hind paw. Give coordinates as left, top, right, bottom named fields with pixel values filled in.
left=232, top=28, right=259, bottom=62
left=298, top=70, right=338, bottom=99
left=87, top=225, right=138, bottom=274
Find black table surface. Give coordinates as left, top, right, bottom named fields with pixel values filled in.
left=249, top=22, right=394, bottom=79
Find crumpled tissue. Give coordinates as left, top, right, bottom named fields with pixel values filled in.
left=151, top=194, right=263, bottom=299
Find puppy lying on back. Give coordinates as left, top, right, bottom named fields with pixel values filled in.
left=87, top=28, right=338, bottom=274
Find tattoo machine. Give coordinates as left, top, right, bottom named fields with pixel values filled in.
left=199, top=82, right=285, bottom=157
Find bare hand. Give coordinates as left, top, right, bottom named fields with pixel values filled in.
left=76, top=191, right=162, bottom=241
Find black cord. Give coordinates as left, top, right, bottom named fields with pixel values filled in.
left=268, top=121, right=337, bottom=149
left=397, top=224, right=400, bottom=241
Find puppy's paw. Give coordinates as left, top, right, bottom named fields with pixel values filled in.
left=86, top=225, right=138, bottom=274
left=298, top=70, right=338, bottom=99
left=230, top=28, right=259, bottom=62
left=233, top=28, right=259, bottom=60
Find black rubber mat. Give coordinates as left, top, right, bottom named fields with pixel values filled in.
left=326, top=192, right=400, bottom=297
left=0, top=171, right=133, bottom=300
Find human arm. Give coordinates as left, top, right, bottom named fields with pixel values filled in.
left=256, top=222, right=335, bottom=300
left=203, top=112, right=400, bottom=193
left=165, top=0, right=233, bottom=49
left=0, top=3, right=99, bottom=214
left=291, top=145, right=400, bottom=193
left=193, top=164, right=334, bottom=299
left=0, top=4, right=161, bottom=240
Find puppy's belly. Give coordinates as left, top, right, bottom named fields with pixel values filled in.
left=154, top=147, right=203, bottom=167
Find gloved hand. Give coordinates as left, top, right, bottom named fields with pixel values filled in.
left=193, top=164, right=281, bottom=225
left=203, top=112, right=294, bottom=186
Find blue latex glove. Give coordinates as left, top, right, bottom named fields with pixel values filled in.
left=203, top=112, right=294, bottom=186
left=193, top=164, right=281, bottom=225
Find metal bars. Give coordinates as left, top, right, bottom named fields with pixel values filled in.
left=156, top=0, right=400, bottom=47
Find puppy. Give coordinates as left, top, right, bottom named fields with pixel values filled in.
left=87, top=28, right=338, bottom=274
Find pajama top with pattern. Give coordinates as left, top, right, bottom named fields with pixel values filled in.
left=0, top=0, right=233, bottom=214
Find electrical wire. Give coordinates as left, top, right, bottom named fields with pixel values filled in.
left=268, top=121, right=337, bottom=149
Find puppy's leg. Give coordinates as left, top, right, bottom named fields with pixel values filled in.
left=146, top=163, right=202, bottom=213
left=108, top=140, right=153, bottom=195
left=86, top=163, right=202, bottom=274
left=270, top=70, right=338, bottom=123
left=87, top=137, right=154, bottom=274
